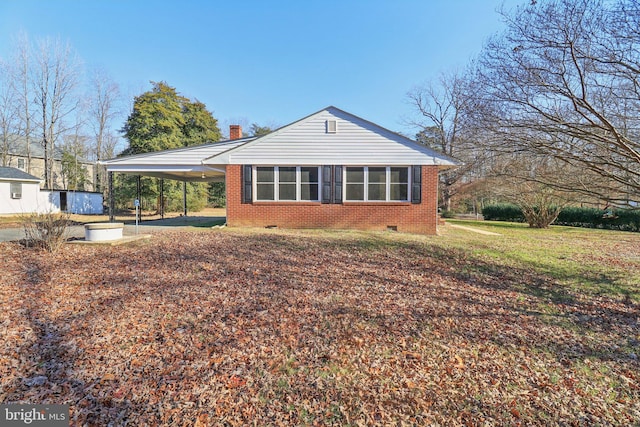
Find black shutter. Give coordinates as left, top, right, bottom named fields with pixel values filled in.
left=411, top=165, right=422, bottom=204
left=242, top=165, right=252, bottom=204
left=333, top=166, right=343, bottom=204
left=322, top=165, right=332, bottom=203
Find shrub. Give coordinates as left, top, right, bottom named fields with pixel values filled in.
left=482, top=204, right=524, bottom=222
left=556, top=207, right=603, bottom=228
left=614, top=209, right=640, bottom=232
left=482, top=203, right=561, bottom=228
left=440, top=210, right=456, bottom=219
left=555, top=206, right=640, bottom=231
left=521, top=204, right=562, bottom=229
left=22, top=212, right=71, bottom=252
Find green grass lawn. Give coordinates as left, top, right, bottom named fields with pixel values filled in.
left=441, top=219, right=640, bottom=302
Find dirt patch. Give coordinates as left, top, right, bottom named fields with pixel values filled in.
left=448, top=223, right=501, bottom=235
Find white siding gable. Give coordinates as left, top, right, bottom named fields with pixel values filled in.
left=203, top=107, right=457, bottom=167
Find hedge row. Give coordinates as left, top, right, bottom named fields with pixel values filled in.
left=482, top=204, right=640, bottom=232
left=556, top=206, right=640, bottom=231
left=481, top=204, right=525, bottom=222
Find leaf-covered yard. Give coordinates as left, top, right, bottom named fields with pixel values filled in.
left=1, top=223, right=639, bottom=425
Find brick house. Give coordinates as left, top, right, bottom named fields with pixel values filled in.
left=102, top=107, right=457, bottom=234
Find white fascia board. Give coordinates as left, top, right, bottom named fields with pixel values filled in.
left=0, top=177, right=42, bottom=183
left=200, top=165, right=226, bottom=173
left=104, top=164, right=217, bottom=173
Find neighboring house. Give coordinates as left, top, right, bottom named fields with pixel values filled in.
left=102, top=106, right=458, bottom=234
left=1, top=135, right=96, bottom=191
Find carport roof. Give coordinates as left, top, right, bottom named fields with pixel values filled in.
left=99, top=137, right=255, bottom=181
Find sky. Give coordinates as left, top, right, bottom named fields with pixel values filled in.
left=0, top=0, right=523, bottom=143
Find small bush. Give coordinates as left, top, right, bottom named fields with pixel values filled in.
left=521, top=204, right=562, bottom=229
left=440, top=210, right=456, bottom=219
left=22, top=212, right=71, bottom=252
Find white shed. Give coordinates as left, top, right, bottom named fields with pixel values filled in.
left=0, top=167, right=59, bottom=215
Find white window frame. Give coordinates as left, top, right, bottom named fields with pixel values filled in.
left=254, top=166, right=321, bottom=202
left=17, top=158, right=25, bottom=171
left=343, top=166, right=411, bottom=202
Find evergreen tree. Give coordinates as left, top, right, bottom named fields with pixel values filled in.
left=182, top=100, right=222, bottom=145
left=122, top=81, right=187, bottom=155
left=119, top=81, right=221, bottom=212
left=60, top=149, right=88, bottom=191
left=249, top=123, right=273, bottom=137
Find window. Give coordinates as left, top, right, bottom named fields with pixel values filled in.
left=10, top=182, right=22, bottom=199
left=344, top=166, right=410, bottom=202
left=17, top=158, right=25, bottom=170
left=256, top=167, right=275, bottom=200
left=345, top=167, right=365, bottom=201
left=255, top=166, right=320, bottom=201
left=278, top=167, right=296, bottom=200
left=390, top=167, right=409, bottom=201
left=368, top=167, right=386, bottom=201
left=300, top=167, right=319, bottom=201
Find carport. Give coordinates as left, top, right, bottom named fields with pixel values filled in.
left=100, top=136, right=254, bottom=221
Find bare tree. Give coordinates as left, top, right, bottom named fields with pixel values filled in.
left=60, top=114, right=90, bottom=191
left=88, top=67, right=120, bottom=192
left=32, top=37, right=80, bottom=189
left=101, top=132, right=121, bottom=160
left=473, top=0, right=640, bottom=206
left=0, top=59, right=18, bottom=166
left=408, top=71, right=484, bottom=211
left=12, top=32, right=35, bottom=173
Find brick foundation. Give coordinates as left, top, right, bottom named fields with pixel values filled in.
left=225, top=165, right=439, bottom=234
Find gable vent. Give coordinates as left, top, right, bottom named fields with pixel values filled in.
left=326, top=120, right=337, bottom=133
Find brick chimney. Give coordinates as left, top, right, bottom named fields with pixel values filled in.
left=229, top=125, right=242, bottom=140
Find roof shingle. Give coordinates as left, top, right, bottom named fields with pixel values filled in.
left=0, top=166, right=42, bottom=182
